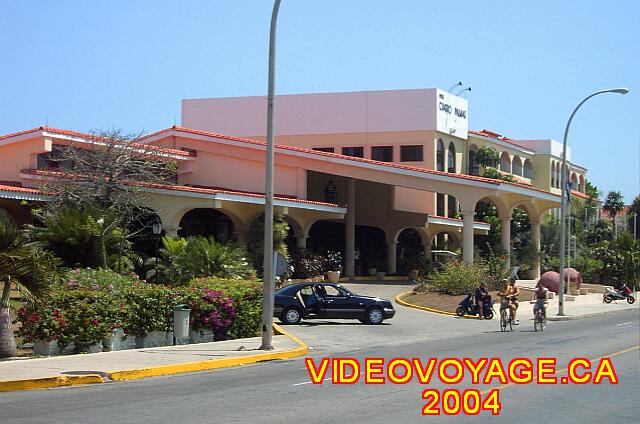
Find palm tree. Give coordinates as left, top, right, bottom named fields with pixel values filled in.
left=0, top=209, right=58, bottom=357
left=603, top=191, right=625, bottom=238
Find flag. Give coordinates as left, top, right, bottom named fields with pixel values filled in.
left=565, top=181, right=573, bottom=204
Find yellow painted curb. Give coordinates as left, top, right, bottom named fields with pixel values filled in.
left=0, top=324, right=309, bottom=391
left=395, top=291, right=477, bottom=319
left=0, top=374, right=105, bottom=393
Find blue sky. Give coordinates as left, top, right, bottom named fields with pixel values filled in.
left=1, top=1, right=638, bottom=201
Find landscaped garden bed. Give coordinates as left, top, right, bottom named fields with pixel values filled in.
left=14, top=269, right=262, bottom=357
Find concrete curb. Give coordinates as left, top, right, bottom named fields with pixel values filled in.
left=547, top=307, right=639, bottom=321
left=0, top=323, right=308, bottom=392
left=395, top=291, right=477, bottom=319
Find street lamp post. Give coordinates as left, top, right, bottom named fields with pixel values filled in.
left=558, top=87, right=629, bottom=316
left=260, top=0, right=282, bottom=351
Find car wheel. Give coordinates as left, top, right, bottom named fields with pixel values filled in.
left=364, top=307, right=384, bottom=324
left=280, top=307, right=302, bottom=325
left=455, top=306, right=466, bottom=317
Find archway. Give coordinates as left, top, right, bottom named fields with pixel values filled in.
left=447, top=143, right=456, bottom=173
left=500, top=152, right=511, bottom=173
left=512, top=156, right=523, bottom=176
left=178, top=208, right=235, bottom=242
left=523, top=159, right=533, bottom=179
left=396, top=228, right=424, bottom=275
left=436, top=139, right=445, bottom=172
left=579, top=175, right=585, bottom=193
left=128, top=207, right=162, bottom=257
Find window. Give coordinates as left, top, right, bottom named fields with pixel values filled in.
left=468, top=149, right=479, bottom=175
left=400, top=145, right=423, bottom=162
left=372, top=146, right=393, bottom=162
left=447, top=143, right=456, bottom=173
left=448, top=195, right=457, bottom=218
left=313, top=147, right=334, bottom=153
left=324, top=286, right=346, bottom=297
left=36, top=145, right=73, bottom=170
left=436, top=140, right=445, bottom=171
left=437, top=193, right=445, bottom=216
left=341, top=146, right=364, bottom=158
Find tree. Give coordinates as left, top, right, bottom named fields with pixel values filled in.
left=476, top=146, right=500, bottom=168
left=35, top=129, right=177, bottom=268
left=628, top=195, right=640, bottom=239
left=603, top=191, right=625, bottom=238
left=0, top=209, right=59, bottom=357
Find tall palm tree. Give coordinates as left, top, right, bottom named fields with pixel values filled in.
left=603, top=191, right=625, bottom=239
left=0, top=209, right=58, bottom=357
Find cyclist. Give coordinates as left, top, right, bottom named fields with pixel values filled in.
left=531, top=282, right=549, bottom=321
left=498, top=278, right=520, bottom=325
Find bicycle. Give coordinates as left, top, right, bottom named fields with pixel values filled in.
left=499, top=299, right=513, bottom=332
left=533, top=302, right=547, bottom=332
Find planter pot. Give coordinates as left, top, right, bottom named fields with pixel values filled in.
left=408, top=270, right=419, bottom=281
left=189, top=329, right=214, bottom=344
left=327, top=271, right=341, bottom=283
left=33, top=339, right=59, bottom=356
left=367, top=268, right=377, bottom=276
left=376, top=271, right=386, bottom=281
left=87, top=342, right=103, bottom=354
left=141, top=331, right=173, bottom=348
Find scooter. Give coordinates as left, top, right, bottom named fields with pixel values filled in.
left=603, top=283, right=635, bottom=304
left=456, top=293, right=495, bottom=319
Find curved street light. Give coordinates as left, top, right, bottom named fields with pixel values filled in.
left=557, top=87, right=629, bottom=316
left=260, top=0, right=282, bottom=350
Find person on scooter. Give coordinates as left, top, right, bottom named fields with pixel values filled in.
left=475, top=282, right=491, bottom=319
left=531, top=281, right=549, bottom=321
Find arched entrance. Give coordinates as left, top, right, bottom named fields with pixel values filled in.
left=396, top=228, right=423, bottom=275
left=178, top=208, right=235, bottom=242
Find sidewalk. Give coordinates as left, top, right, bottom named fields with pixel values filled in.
left=533, top=292, right=639, bottom=321
left=0, top=325, right=306, bottom=392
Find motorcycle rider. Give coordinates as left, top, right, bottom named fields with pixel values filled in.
left=531, top=282, right=549, bottom=321
left=475, top=281, right=491, bottom=319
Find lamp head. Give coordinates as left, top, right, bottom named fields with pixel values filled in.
left=152, top=222, right=162, bottom=235
left=611, top=87, right=629, bottom=94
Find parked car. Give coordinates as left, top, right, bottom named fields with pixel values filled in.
left=274, top=282, right=395, bottom=325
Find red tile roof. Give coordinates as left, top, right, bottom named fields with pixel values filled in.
left=0, top=183, right=42, bottom=195
left=19, top=169, right=341, bottom=209
left=571, top=190, right=592, bottom=200
left=147, top=126, right=559, bottom=199
left=146, top=126, right=502, bottom=185
left=469, top=129, right=532, bottom=151
left=0, top=127, right=193, bottom=158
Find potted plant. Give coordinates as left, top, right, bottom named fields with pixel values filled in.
left=369, top=260, right=386, bottom=280
left=324, top=251, right=343, bottom=283
left=16, top=306, right=67, bottom=356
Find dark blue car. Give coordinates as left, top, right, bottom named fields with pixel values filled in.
left=274, top=282, right=395, bottom=325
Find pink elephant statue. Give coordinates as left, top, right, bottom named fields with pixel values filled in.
left=538, top=269, right=583, bottom=294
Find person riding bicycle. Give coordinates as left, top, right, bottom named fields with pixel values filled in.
left=498, top=278, right=520, bottom=325
left=531, top=282, right=549, bottom=321
left=475, top=282, right=491, bottom=319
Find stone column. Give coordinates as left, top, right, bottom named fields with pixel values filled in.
left=530, top=220, right=541, bottom=279
left=296, top=236, right=307, bottom=253
left=345, top=178, right=356, bottom=278
left=500, top=216, right=512, bottom=271
left=461, top=210, right=475, bottom=265
left=387, top=241, right=397, bottom=274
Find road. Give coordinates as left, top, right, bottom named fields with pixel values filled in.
left=1, top=283, right=638, bottom=424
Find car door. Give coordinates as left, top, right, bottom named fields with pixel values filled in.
left=322, top=284, right=353, bottom=318
left=299, top=284, right=325, bottom=317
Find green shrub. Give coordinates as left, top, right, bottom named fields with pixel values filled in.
left=148, top=236, right=255, bottom=284
left=428, top=260, right=487, bottom=295
left=190, top=277, right=263, bottom=339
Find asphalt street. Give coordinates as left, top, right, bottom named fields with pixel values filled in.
left=1, top=283, right=638, bottom=424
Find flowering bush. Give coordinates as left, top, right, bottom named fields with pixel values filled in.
left=15, top=269, right=263, bottom=354
left=15, top=306, right=67, bottom=342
